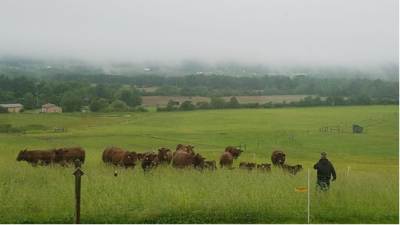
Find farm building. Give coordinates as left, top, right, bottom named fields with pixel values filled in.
left=41, top=103, right=62, bottom=113
left=0, top=103, right=24, bottom=113
left=352, top=125, right=363, bottom=133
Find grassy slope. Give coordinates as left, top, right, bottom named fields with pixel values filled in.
left=0, top=105, right=398, bottom=223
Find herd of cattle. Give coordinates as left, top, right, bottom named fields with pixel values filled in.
left=16, top=145, right=303, bottom=174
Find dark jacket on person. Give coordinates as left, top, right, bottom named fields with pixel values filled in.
left=313, top=158, right=336, bottom=179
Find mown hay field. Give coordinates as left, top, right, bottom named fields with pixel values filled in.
left=142, top=95, right=312, bottom=106
left=0, top=105, right=398, bottom=223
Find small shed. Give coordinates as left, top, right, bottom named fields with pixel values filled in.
left=41, top=103, right=62, bottom=113
left=352, top=125, right=363, bottom=133
left=0, top=103, right=24, bottom=113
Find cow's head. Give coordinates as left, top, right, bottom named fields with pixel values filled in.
left=127, top=152, right=138, bottom=165
left=184, top=145, right=195, bottom=155
left=295, top=164, right=303, bottom=173
left=274, top=152, right=286, bottom=165
left=144, top=152, right=157, bottom=162
left=232, top=148, right=243, bottom=159
left=16, top=149, right=28, bottom=161
left=158, top=148, right=171, bottom=160
left=53, top=148, right=68, bottom=163
left=176, top=144, right=184, bottom=151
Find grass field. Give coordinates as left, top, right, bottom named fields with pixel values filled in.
left=0, top=105, right=398, bottom=223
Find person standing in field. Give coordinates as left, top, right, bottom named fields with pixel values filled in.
left=314, top=152, right=336, bottom=191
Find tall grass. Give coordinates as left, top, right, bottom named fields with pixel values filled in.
left=0, top=106, right=398, bottom=223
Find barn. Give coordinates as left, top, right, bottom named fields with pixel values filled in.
left=41, top=103, right=62, bottom=113
left=0, top=103, right=24, bottom=113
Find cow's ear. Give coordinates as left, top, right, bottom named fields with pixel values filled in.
left=63, top=149, right=69, bottom=153
left=192, top=146, right=195, bottom=148
left=24, top=149, right=27, bottom=152
left=202, top=157, right=206, bottom=160
left=282, top=154, right=286, bottom=156
left=240, top=150, right=243, bottom=152
left=158, top=149, right=161, bottom=152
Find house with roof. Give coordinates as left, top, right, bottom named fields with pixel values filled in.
left=0, top=103, right=24, bottom=113
left=41, top=103, right=62, bottom=113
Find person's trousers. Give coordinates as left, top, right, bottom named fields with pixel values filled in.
left=316, top=177, right=330, bottom=191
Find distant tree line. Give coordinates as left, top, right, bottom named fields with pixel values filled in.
left=0, top=73, right=398, bottom=113
left=157, top=95, right=398, bottom=112
left=0, top=74, right=143, bottom=113
left=46, top=73, right=399, bottom=99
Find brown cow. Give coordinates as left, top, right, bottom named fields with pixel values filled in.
left=204, top=160, right=217, bottom=170
left=175, top=144, right=195, bottom=155
left=172, top=150, right=205, bottom=169
left=102, top=146, right=138, bottom=168
left=16, top=149, right=56, bottom=166
left=219, top=151, right=233, bottom=169
left=282, top=164, right=303, bottom=174
left=111, top=148, right=138, bottom=169
left=257, top=163, right=272, bottom=172
left=158, top=148, right=172, bottom=164
left=102, top=146, right=116, bottom=163
left=239, top=162, right=257, bottom=171
left=141, top=151, right=158, bottom=172
left=54, top=146, right=85, bottom=165
left=271, top=150, right=286, bottom=166
left=225, top=146, right=243, bottom=159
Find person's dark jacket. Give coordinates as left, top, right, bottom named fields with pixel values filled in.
left=313, top=158, right=336, bottom=179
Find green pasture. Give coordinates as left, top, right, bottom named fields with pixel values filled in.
left=0, top=105, right=398, bottom=223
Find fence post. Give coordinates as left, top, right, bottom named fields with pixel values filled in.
left=308, top=168, right=310, bottom=224
left=72, top=159, right=85, bottom=224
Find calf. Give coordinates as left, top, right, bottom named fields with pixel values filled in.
left=239, top=162, right=257, bottom=171
left=204, top=160, right=217, bottom=170
left=257, top=163, right=271, bottom=172
left=282, top=164, right=303, bottom=175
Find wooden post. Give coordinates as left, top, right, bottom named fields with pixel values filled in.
left=73, top=159, right=85, bottom=224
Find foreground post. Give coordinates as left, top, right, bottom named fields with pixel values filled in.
left=73, top=159, right=85, bottom=224
left=308, top=168, right=310, bottom=224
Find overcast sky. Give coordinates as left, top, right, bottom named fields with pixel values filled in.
left=0, top=0, right=398, bottom=66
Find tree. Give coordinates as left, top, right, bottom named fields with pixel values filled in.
left=114, top=87, right=142, bottom=107
left=180, top=101, right=196, bottom=111
left=90, top=98, right=109, bottom=112
left=110, top=100, right=128, bottom=111
left=22, top=92, right=36, bottom=110
left=165, top=100, right=178, bottom=111
left=60, top=91, right=83, bottom=112
left=0, top=106, right=8, bottom=114
left=196, top=101, right=211, bottom=109
left=228, top=97, right=241, bottom=108
left=210, top=97, right=226, bottom=109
